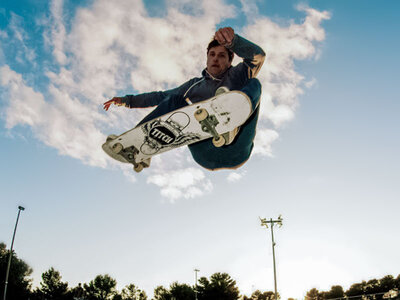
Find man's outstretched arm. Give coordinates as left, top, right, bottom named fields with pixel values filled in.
left=216, top=27, right=265, bottom=78
left=103, top=79, right=197, bottom=111
left=103, top=91, right=172, bottom=111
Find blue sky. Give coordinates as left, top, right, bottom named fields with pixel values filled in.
left=1, top=0, right=399, bottom=299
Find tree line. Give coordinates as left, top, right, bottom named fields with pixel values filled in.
left=1, top=242, right=272, bottom=300
left=1, top=243, right=399, bottom=300
left=305, top=275, right=400, bottom=300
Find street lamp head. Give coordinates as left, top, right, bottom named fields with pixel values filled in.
left=18, top=206, right=25, bottom=211
left=277, top=215, right=283, bottom=227
left=259, top=217, right=269, bottom=228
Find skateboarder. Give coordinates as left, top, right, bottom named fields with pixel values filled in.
left=103, top=27, right=265, bottom=170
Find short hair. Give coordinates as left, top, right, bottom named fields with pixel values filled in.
left=207, top=39, right=234, bottom=62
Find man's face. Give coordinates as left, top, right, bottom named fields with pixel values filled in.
left=206, top=46, right=232, bottom=77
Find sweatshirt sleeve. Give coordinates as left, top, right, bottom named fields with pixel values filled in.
left=227, top=34, right=266, bottom=78
left=121, top=79, right=198, bottom=108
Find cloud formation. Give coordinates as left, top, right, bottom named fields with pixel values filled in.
left=147, top=167, right=213, bottom=202
left=226, top=170, right=248, bottom=183
left=0, top=0, right=330, bottom=201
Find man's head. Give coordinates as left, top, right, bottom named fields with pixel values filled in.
left=206, top=39, right=234, bottom=77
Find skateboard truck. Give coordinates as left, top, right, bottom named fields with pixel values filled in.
left=194, top=108, right=225, bottom=147
left=117, top=146, right=149, bottom=172
left=107, top=135, right=148, bottom=172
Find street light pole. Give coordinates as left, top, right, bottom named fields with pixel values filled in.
left=260, top=215, right=283, bottom=300
left=194, top=269, right=200, bottom=300
left=3, top=206, right=25, bottom=300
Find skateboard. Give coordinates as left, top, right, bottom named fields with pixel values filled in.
left=102, top=90, right=252, bottom=172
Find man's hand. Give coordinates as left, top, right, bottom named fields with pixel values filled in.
left=103, top=97, right=123, bottom=111
left=214, top=27, right=235, bottom=47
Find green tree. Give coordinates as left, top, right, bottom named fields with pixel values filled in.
left=325, top=285, right=344, bottom=299
left=169, top=282, right=195, bottom=300
left=395, top=274, right=400, bottom=289
left=197, top=272, right=240, bottom=300
left=35, top=267, right=70, bottom=299
left=243, top=290, right=276, bottom=300
left=0, top=242, right=33, bottom=299
left=345, top=281, right=367, bottom=300
left=84, top=274, right=118, bottom=300
left=365, top=279, right=381, bottom=296
left=121, top=283, right=148, bottom=300
left=379, top=275, right=396, bottom=293
left=152, top=286, right=170, bottom=300
left=70, top=283, right=85, bottom=299
left=305, top=288, right=322, bottom=300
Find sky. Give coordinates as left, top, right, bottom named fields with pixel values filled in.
left=0, top=0, right=399, bottom=299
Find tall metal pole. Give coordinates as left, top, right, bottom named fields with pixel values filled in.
left=194, top=269, right=200, bottom=300
left=270, top=221, right=278, bottom=300
left=260, top=215, right=283, bottom=300
left=3, top=206, right=25, bottom=300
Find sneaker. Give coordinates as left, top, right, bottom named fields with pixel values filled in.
left=222, top=127, right=240, bottom=145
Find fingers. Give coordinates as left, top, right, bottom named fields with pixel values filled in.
left=103, top=98, right=118, bottom=111
left=214, top=27, right=234, bottom=46
left=103, top=102, right=112, bottom=111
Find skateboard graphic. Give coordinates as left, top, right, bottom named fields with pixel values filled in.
left=102, top=90, right=252, bottom=172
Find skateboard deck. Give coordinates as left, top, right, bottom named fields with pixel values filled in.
left=102, top=90, right=252, bottom=171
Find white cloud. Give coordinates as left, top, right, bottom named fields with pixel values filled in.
left=252, top=128, right=279, bottom=157
left=227, top=171, right=246, bottom=183
left=47, top=0, right=67, bottom=65
left=0, top=0, right=330, bottom=200
left=0, top=65, right=108, bottom=167
left=305, top=77, right=317, bottom=89
left=1, top=65, right=46, bottom=128
left=146, top=167, right=213, bottom=202
left=8, top=13, right=37, bottom=65
left=239, top=0, right=260, bottom=20
left=242, top=6, right=330, bottom=129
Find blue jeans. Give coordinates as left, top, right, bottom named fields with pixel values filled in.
left=189, top=78, right=261, bottom=170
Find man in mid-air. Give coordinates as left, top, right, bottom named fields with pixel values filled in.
left=104, top=27, right=265, bottom=171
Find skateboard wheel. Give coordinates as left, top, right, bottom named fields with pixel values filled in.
left=112, top=142, right=123, bottom=154
left=212, top=135, right=225, bottom=147
left=133, top=163, right=144, bottom=173
left=106, top=134, right=118, bottom=142
left=215, top=86, right=229, bottom=96
left=141, top=158, right=151, bottom=168
left=194, top=108, right=208, bottom=121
